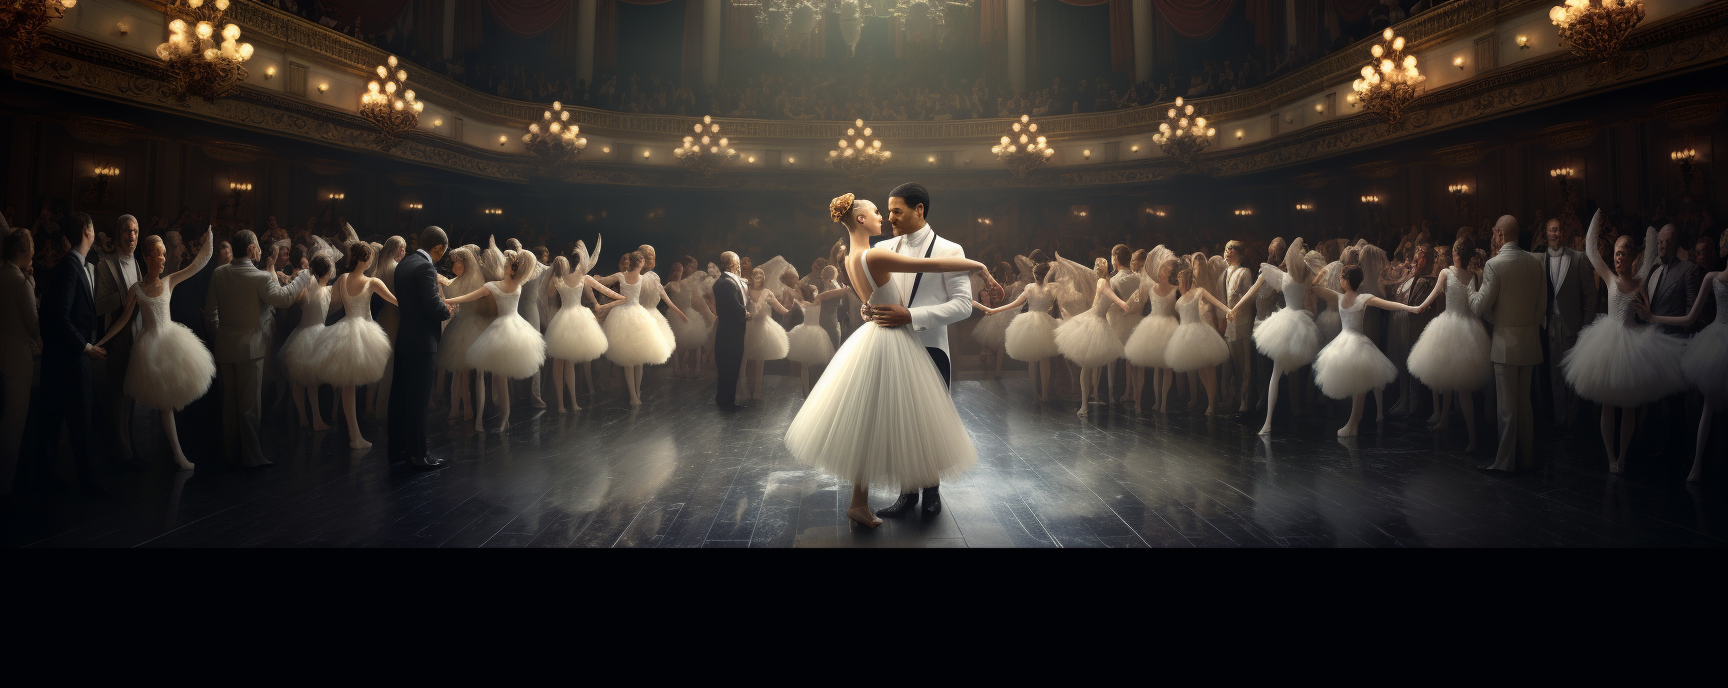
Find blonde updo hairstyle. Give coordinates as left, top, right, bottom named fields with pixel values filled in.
left=830, top=193, right=860, bottom=225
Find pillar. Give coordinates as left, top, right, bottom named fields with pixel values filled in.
left=577, top=0, right=598, bottom=86
left=442, top=0, right=456, bottom=61
left=1284, top=0, right=1298, bottom=53
left=1007, top=0, right=1027, bottom=94
left=702, top=0, right=721, bottom=91
left=1132, top=0, right=1153, bottom=83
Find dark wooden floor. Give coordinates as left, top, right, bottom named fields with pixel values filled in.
left=10, top=365, right=1727, bottom=547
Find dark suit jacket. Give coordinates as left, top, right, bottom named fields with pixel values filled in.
left=712, top=272, right=747, bottom=343
left=395, top=251, right=451, bottom=355
left=41, top=250, right=98, bottom=362
left=1647, top=258, right=1702, bottom=336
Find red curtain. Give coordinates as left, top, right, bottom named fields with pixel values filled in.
left=1151, top=0, right=1235, bottom=39
left=1049, top=0, right=1131, bottom=74
left=455, top=0, right=485, bottom=54
left=483, top=0, right=572, bottom=36
left=315, top=0, right=411, bottom=33
left=979, top=0, right=1006, bottom=43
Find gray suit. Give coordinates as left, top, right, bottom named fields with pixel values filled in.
left=1540, top=247, right=1596, bottom=426
left=1471, top=243, right=1548, bottom=470
left=93, top=252, right=141, bottom=460
left=1645, top=257, right=1702, bottom=337
left=206, top=260, right=309, bottom=467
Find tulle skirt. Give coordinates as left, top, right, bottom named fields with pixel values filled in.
left=671, top=309, right=710, bottom=352
left=1054, top=311, right=1123, bottom=369
left=785, top=322, right=977, bottom=491
left=1683, top=322, right=1728, bottom=404
left=787, top=324, right=836, bottom=366
left=314, top=316, right=392, bottom=387
left=1163, top=321, right=1230, bottom=372
left=545, top=304, right=608, bottom=363
left=1004, top=311, right=1060, bottom=362
left=1109, top=307, right=1145, bottom=344
left=126, top=322, right=215, bottom=411
left=1314, top=329, right=1397, bottom=399
left=744, top=317, right=789, bottom=361
left=603, top=303, right=672, bottom=367
left=973, top=310, right=1015, bottom=351
left=649, top=308, right=677, bottom=355
left=437, top=311, right=488, bottom=371
left=1316, top=308, right=1342, bottom=347
left=1124, top=314, right=1178, bottom=369
left=1407, top=311, right=1492, bottom=392
left=280, top=324, right=327, bottom=387
left=1253, top=308, right=1320, bottom=370
left=1562, top=319, right=1689, bottom=408
left=467, top=313, right=547, bottom=379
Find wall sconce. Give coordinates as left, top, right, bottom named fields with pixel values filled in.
left=1314, top=102, right=1324, bottom=113
left=117, top=22, right=129, bottom=37
left=92, top=165, right=120, bottom=203
left=1448, top=183, right=1470, bottom=194
left=1234, top=209, right=1254, bottom=216
left=317, top=82, right=329, bottom=92
left=1517, top=35, right=1530, bottom=50
left=642, top=149, right=652, bottom=158
left=1284, top=113, right=1294, bottom=124
left=1549, top=167, right=1574, bottom=178
left=432, top=117, right=442, bottom=127
left=499, top=135, right=508, bottom=147
left=229, top=181, right=252, bottom=197
left=746, top=155, right=755, bottom=163
left=406, top=202, right=423, bottom=211
left=1129, top=144, right=1141, bottom=153
left=483, top=208, right=503, bottom=216
left=264, top=66, right=275, bottom=79
left=1294, top=203, right=1313, bottom=211
left=787, top=156, right=795, bottom=164
left=975, top=217, right=993, bottom=226
left=1670, top=148, right=1697, bottom=163
left=1360, top=195, right=1381, bottom=205
left=1454, top=56, right=1466, bottom=70
left=327, top=192, right=345, bottom=201
left=1346, top=93, right=1359, bottom=108
left=927, top=155, right=937, bottom=165
left=1082, top=149, right=1092, bottom=159
left=1235, top=130, right=1244, bottom=140
left=1673, top=148, right=1699, bottom=200
left=1070, top=205, right=1090, bottom=218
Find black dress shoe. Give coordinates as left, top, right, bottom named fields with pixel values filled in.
left=717, top=402, right=740, bottom=412
left=406, top=455, right=447, bottom=471
left=921, top=486, right=942, bottom=515
left=1476, top=462, right=1511, bottom=473
left=876, top=491, right=919, bottom=517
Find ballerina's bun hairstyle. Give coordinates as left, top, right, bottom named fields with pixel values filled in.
left=1033, top=262, right=1051, bottom=283
left=626, top=250, right=645, bottom=271
left=1342, top=264, right=1366, bottom=291
left=1093, top=257, right=1109, bottom=281
left=348, top=241, right=372, bottom=266
left=830, top=193, right=858, bottom=223
left=311, top=255, right=333, bottom=279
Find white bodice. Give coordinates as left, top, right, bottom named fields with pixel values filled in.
left=555, top=282, right=583, bottom=310
left=1339, top=293, right=1368, bottom=333
left=1282, top=280, right=1309, bottom=314
left=1176, top=290, right=1204, bottom=324
left=801, top=302, right=823, bottom=323
left=133, top=282, right=174, bottom=332
left=859, top=251, right=905, bottom=308
left=749, top=289, right=777, bottom=322
left=297, top=285, right=330, bottom=328
left=1024, top=283, right=1056, bottom=314
left=1087, top=287, right=1113, bottom=317
left=338, top=279, right=374, bottom=322
left=1147, top=286, right=1178, bottom=318
left=617, top=277, right=643, bottom=306
left=1444, top=267, right=1472, bottom=315
left=487, top=281, right=522, bottom=318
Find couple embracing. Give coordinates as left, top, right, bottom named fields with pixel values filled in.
left=783, top=183, right=1003, bottom=528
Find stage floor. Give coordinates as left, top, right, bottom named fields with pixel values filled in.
left=11, top=368, right=1727, bottom=547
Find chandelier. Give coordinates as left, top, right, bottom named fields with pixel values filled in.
left=0, top=0, right=76, bottom=70
left=1151, top=97, right=1215, bottom=170
left=991, top=114, right=1054, bottom=178
left=156, top=1, right=252, bottom=104
left=827, top=119, right=891, bottom=178
left=361, top=55, right=423, bottom=147
left=674, top=115, right=737, bottom=177
left=522, top=101, right=588, bottom=163
left=1351, top=28, right=1425, bottom=126
left=1551, top=0, right=1645, bottom=62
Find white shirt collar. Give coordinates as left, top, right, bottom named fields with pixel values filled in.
left=902, top=224, right=933, bottom=248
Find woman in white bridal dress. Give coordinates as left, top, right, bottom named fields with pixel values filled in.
left=741, top=266, right=791, bottom=400
left=785, top=281, right=849, bottom=394
left=786, top=194, right=1000, bottom=528
left=93, top=229, right=215, bottom=470
left=313, top=242, right=398, bottom=450
left=446, top=249, right=550, bottom=431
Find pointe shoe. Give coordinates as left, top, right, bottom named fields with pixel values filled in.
left=847, top=506, right=882, bottom=528
left=173, top=455, right=195, bottom=471
left=1258, top=426, right=1273, bottom=436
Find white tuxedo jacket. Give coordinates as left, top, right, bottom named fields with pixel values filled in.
left=881, top=224, right=973, bottom=359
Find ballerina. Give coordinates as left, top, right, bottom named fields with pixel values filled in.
left=666, top=260, right=714, bottom=378
left=313, top=242, right=398, bottom=450
left=1563, top=211, right=1689, bottom=474
left=92, top=229, right=215, bottom=470
left=596, top=246, right=688, bottom=396
left=1052, top=255, right=1132, bottom=416
left=983, top=261, right=1059, bottom=402
left=1308, top=265, right=1425, bottom=437
left=1110, top=249, right=1147, bottom=405
left=281, top=254, right=335, bottom=432
left=446, top=249, right=549, bottom=431
left=1635, top=230, right=1727, bottom=482
left=786, top=194, right=997, bottom=528
left=1164, top=257, right=1234, bottom=415
left=1122, top=247, right=1180, bottom=414
left=1407, top=236, right=1491, bottom=451
left=601, top=250, right=674, bottom=406
left=741, top=266, right=791, bottom=400
left=785, top=280, right=849, bottom=394
left=438, top=246, right=491, bottom=422
left=971, top=261, right=1014, bottom=378
left=1228, top=238, right=1324, bottom=435
left=546, top=240, right=623, bottom=413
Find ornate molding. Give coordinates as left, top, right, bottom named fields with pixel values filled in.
left=1651, top=91, right=1727, bottom=129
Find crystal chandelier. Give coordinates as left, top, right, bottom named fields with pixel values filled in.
left=523, top=101, right=588, bottom=163
left=361, top=55, right=423, bottom=146
left=827, top=119, right=891, bottom=178
left=1151, top=97, right=1215, bottom=170
left=156, top=0, right=252, bottom=104
left=991, top=114, right=1054, bottom=178
left=674, top=115, right=737, bottom=177
left=1551, top=0, right=1645, bottom=62
left=0, top=0, right=77, bottom=71
left=1352, top=28, right=1425, bottom=126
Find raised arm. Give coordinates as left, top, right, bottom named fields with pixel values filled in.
left=94, top=287, right=137, bottom=348
left=1309, top=284, right=1342, bottom=308
left=591, top=271, right=622, bottom=287
left=166, top=228, right=213, bottom=289
left=259, top=267, right=311, bottom=309
left=1583, top=210, right=1614, bottom=283
left=814, top=286, right=848, bottom=303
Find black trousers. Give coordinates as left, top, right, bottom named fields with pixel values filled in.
left=389, top=352, right=435, bottom=460
left=715, top=329, right=745, bottom=405
left=927, top=347, right=951, bottom=389
left=36, top=353, right=98, bottom=487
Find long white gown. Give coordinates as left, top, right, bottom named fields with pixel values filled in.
left=1054, top=287, right=1123, bottom=369
left=545, top=281, right=608, bottom=363
left=280, top=285, right=330, bottom=387
left=314, top=279, right=392, bottom=387
left=602, top=277, right=672, bottom=366
left=786, top=301, right=836, bottom=366
left=1163, top=290, right=1230, bottom=372
left=466, top=282, right=547, bottom=379
left=1003, top=283, right=1060, bottom=362
left=1251, top=264, right=1321, bottom=370
left=1683, top=278, right=1728, bottom=405
left=1313, top=293, right=1398, bottom=399
left=743, top=289, right=790, bottom=361
left=785, top=253, right=978, bottom=491
left=1406, top=266, right=1491, bottom=393
left=1124, top=286, right=1178, bottom=369
left=125, top=276, right=217, bottom=412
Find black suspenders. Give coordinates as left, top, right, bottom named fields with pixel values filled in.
left=905, top=234, right=937, bottom=306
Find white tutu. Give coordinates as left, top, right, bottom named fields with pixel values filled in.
left=280, top=323, right=328, bottom=387
left=1316, top=307, right=1341, bottom=347
left=1164, top=321, right=1230, bottom=372
left=1407, top=311, right=1491, bottom=392
left=468, top=313, right=547, bottom=380
left=437, top=311, right=488, bottom=371
left=1684, top=321, right=1728, bottom=404
left=787, top=323, right=836, bottom=366
left=315, top=316, right=392, bottom=387
left=744, top=316, right=790, bottom=361
left=1253, top=308, right=1320, bottom=369
left=127, top=321, right=215, bottom=411
left=1108, top=305, right=1144, bottom=344
left=670, top=309, right=710, bottom=353
left=1004, top=311, right=1060, bottom=362
left=1562, top=315, right=1688, bottom=408
left=785, top=323, right=976, bottom=491
left=648, top=308, right=677, bottom=355
left=1314, top=329, right=1397, bottom=399
left=1123, top=314, right=1176, bottom=368
left=973, top=310, right=1015, bottom=351
left=545, top=304, right=608, bottom=363
left=603, top=302, right=672, bottom=366
left=1054, top=311, right=1123, bottom=369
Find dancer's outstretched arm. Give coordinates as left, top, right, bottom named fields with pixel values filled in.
left=978, top=287, right=1031, bottom=315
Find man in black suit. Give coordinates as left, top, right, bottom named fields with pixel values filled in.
left=35, top=213, right=110, bottom=496
left=388, top=226, right=453, bottom=470
left=712, top=251, right=748, bottom=410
